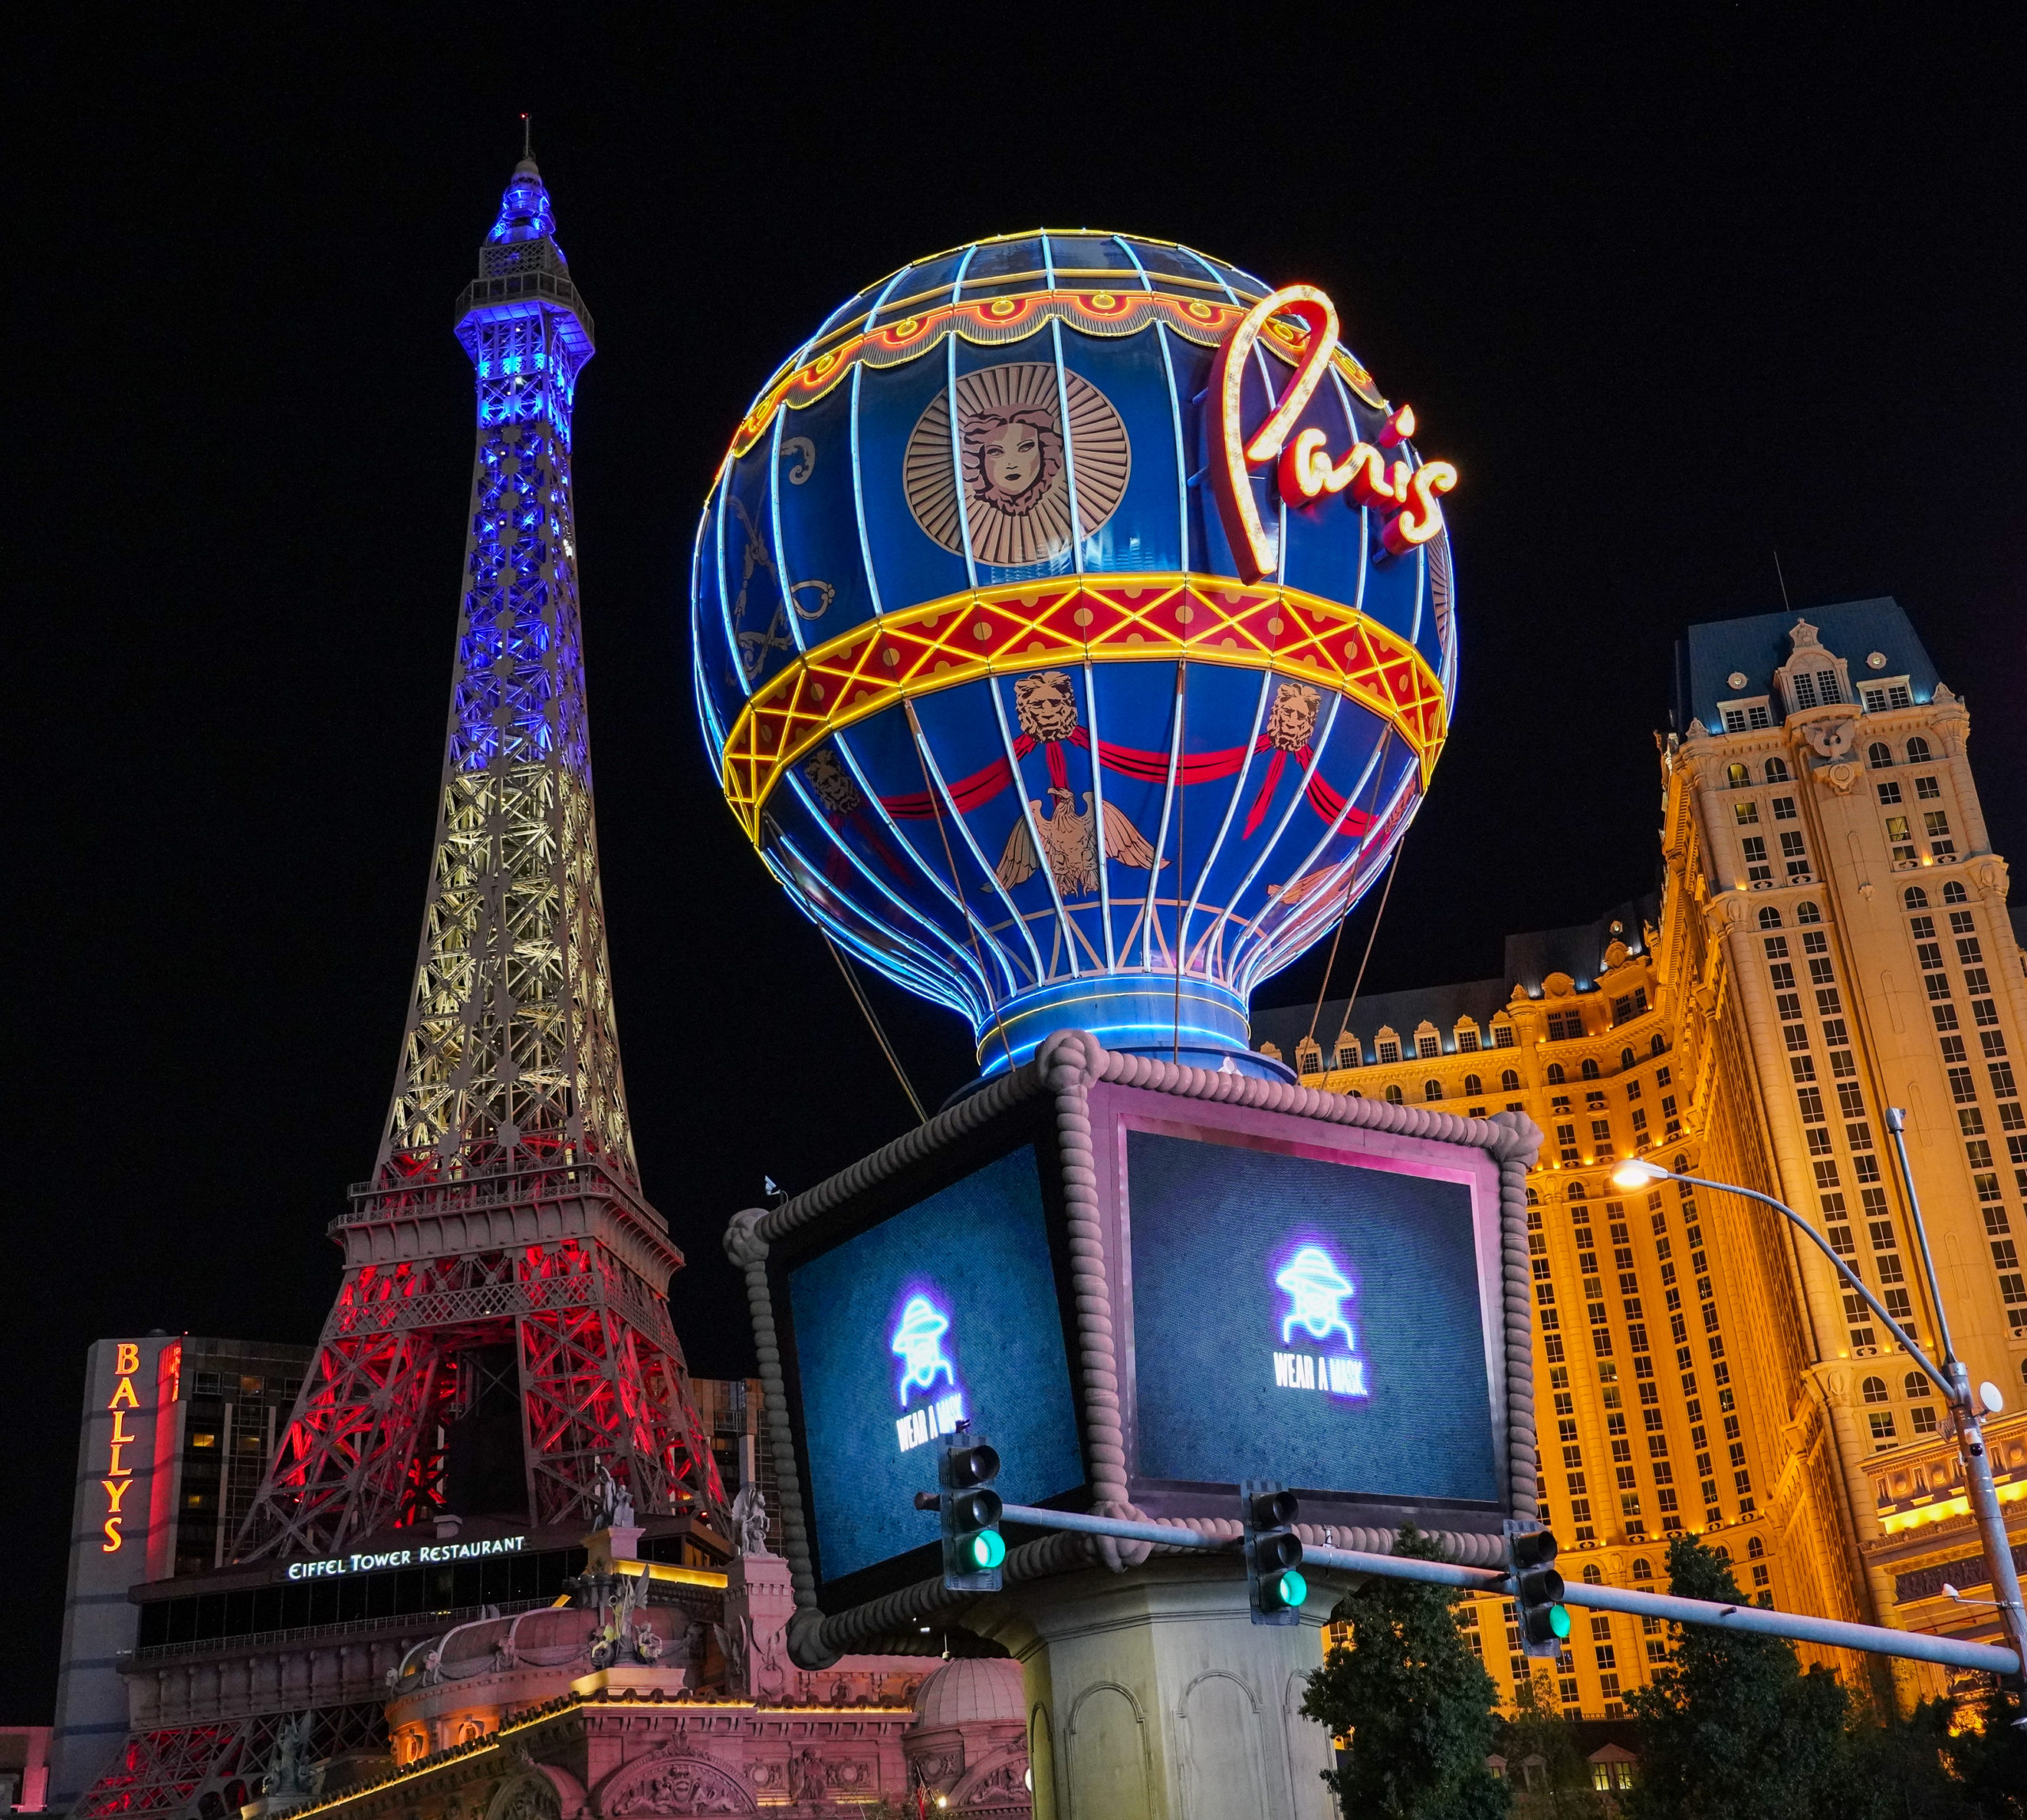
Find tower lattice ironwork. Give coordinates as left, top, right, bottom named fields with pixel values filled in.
left=236, top=153, right=724, bottom=1561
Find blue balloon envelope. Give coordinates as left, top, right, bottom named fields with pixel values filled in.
left=691, top=233, right=1458, bottom=1077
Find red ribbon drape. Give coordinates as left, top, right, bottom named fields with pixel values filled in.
left=876, top=727, right=1368, bottom=840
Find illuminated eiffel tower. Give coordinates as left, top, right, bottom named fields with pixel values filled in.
left=235, top=147, right=723, bottom=1560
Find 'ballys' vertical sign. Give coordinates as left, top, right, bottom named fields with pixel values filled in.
left=99, top=1339, right=179, bottom=1553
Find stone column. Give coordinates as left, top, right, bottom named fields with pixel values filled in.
left=723, top=1550, right=796, bottom=1701
left=977, top=1556, right=1338, bottom=1820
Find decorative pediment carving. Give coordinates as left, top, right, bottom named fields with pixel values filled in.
left=485, top=1773, right=561, bottom=1820
left=601, top=1754, right=751, bottom=1817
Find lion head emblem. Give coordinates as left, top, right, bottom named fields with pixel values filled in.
left=1013, top=671, right=1081, bottom=744
left=1264, top=682, right=1322, bottom=753
left=801, top=745, right=861, bottom=816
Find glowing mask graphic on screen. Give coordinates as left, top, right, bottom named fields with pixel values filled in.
left=1272, top=1246, right=1368, bottom=1398
left=1276, top=1247, right=1356, bottom=1350
left=891, top=1296, right=956, bottom=1404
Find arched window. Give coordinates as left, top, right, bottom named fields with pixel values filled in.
left=1651, top=1034, right=1668, bottom=1057
left=1568, top=1181, right=1588, bottom=1201
left=1631, top=1556, right=1653, bottom=1581
left=1866, top=741, right=1893, bottom=767
left=1905, top=736, right=1931, bottom=762
left=1764, top=757, right=1789, bottom=782
left=1620, top=1047, right=1636, bottom=1070
left=1941, top=880, right=1968, bottom=904
left=1501, top=1069, right=1520, bottom=1092
left=1758, top=906, right=1783, bottom=929
left=1581, top=1058, right=1601, bottom=1080
left=1861, top=1376, right=1888, bottom=1404
left=1464, top=1073, right=1483, bottom=1096
left=1795, top=900, right=1821, bottom=925
left=1903, top=885, right=1929, bottom=910
left=1726, top=762, right=1750, bottom=788
left=1547, top=1062, right=1565, bottom=1084
left=1582, top=1564, right=1603, bottom=1585
left=1673, top=1154, right=1688, bottom=1173
left=1713, top=1545, right=1731, bottom=1560
left=1384, top=1084, right=1404, bottom=1105
left=1424, top=1078, right=1444, bottom=1102
left=1746, top=1536, right=1765, bottom=1559
left=1904, top=1372, right=1931, bottom=1400
left=2020, top=1357, right=2027, bottom=1393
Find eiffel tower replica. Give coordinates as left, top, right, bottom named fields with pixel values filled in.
left=235, top=143, right=724, bottom=1561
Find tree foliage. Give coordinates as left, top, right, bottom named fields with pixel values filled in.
left=1301, top=1523, right=1510, bottom=1820
left=1625, top=1533, right=1851, bottom=1820
left=1501, top=1674, right=1600, bottom=1817
left=1942, top=1684, right=2027, bottom=1820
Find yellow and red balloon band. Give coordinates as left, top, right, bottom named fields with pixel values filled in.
left=727, top=289, right=1388, bottom=461
left=718, top=573, right=1449, bottom=844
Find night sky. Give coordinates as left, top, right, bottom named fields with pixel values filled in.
left=10, top=15, right=2025, bottom=1720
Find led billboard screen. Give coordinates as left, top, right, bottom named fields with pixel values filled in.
left=1124, top=1130, right=1499, bottom=1507
left=784, top=1145, right=1085, bottom=1593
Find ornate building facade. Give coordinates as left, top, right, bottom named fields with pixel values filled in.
left=1254, top=597, right=2027, bottom=1716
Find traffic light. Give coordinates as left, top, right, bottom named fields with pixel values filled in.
left=1505, top=1522, right=1569, bottom=1657
left=939, top=1431, right=1004, bottom=1591
left=1242, top=1481, right=1307, bottom=1624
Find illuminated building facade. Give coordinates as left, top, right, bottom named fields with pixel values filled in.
left=1257, top=598, right=2025, bottom=1716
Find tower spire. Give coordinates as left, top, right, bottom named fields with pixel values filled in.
left=233, top=159, right=721, bottom=1561
left=521, top=110, right=532, bottom=161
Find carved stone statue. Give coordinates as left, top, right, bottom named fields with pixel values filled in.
left=729, top=1481, right=771, bottom=1557
left=789, top=1748, right=827, bottom=1803
left=592, top=1460, right=635, bottom=1529
left=261, top=1713, right=321, bottom=1800
left=588, top=1570, right=664, bottom=1668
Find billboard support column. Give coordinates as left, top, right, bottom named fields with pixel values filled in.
left=971, top=1555, right=1343, bottom=1820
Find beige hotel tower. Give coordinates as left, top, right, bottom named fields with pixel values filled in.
left=1253, top=598, right=2026, bottom=1716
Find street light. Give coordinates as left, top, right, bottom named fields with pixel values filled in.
left=1611, top=1116, right=2027, bottom=1687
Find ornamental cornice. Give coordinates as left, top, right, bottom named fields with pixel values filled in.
left=717, top=572, right=1449, bottom=844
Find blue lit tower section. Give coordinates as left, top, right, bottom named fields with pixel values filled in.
left=399, top=153, right=616, bottom=1173
left=230, top=158, right=721, bottom=1560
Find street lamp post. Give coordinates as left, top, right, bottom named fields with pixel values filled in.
left=1612, top=1123, right=2027, bottom=1690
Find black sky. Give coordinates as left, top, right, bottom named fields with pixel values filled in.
left=10, top=10, right=2025, bottom=1719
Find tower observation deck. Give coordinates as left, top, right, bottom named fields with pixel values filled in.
left=234, top=154, right=724, bottom=1560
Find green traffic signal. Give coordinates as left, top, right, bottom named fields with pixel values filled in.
left=1242, top=1481, right=1306, bottom=1626
left=937, top=1431, right=1005, bottom=1590
left=1505, top=1525, right=1569, bottom=1659
left=1264, top=1567, right=1308, bottom=1612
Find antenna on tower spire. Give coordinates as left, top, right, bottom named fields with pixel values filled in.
left=520, top=112, right=533, bottom=160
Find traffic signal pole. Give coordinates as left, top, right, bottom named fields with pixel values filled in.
left=989, top=1503, right=2021, bottom=1676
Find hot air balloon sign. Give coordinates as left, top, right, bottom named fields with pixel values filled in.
left=692, top=234, right=1462, bottom=1080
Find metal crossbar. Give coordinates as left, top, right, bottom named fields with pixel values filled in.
left=994, top=1504, right=2021, bottom=1676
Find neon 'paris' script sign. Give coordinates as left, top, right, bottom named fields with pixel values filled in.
left=1207, top=283, right=1458, bottom=585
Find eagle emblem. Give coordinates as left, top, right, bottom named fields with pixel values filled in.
left=994, top=785, right=1161, bottom=899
